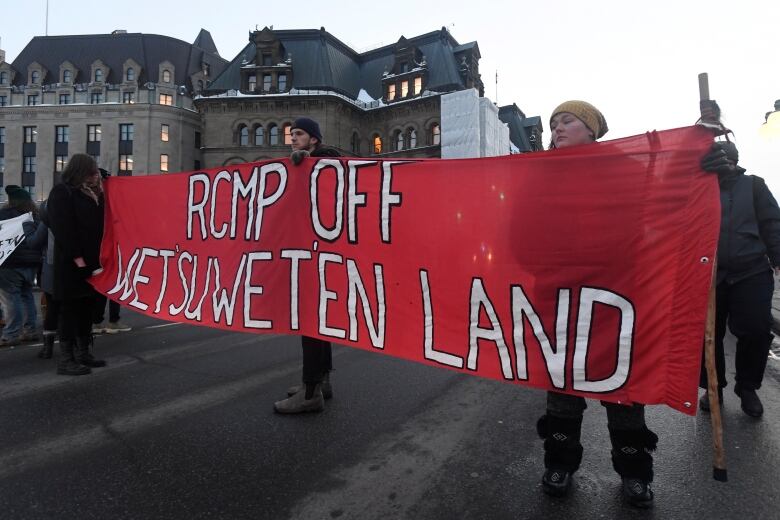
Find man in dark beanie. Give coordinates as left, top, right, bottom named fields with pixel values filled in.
left=274, top=116, right=342, bottom=414
left=699, top=140, right=780, bottom=417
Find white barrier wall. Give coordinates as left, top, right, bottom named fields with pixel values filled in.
left=441, top=89, right=510, bottom=158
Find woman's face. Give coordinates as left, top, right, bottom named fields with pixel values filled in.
left=85, top=168, right=101, bottom=187
left=551, top=112, right=594, bottom=148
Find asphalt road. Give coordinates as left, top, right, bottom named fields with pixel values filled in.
left=1, top=311, right=778, bottom=520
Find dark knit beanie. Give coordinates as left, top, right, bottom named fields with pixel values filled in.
left=291, top=117, right=323, bottom=142
left=5, top=185, right=31, bottom=202
left=719, top=141, right=739, bottom=164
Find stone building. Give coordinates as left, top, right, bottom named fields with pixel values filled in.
left=196, top=27, right=542, bottom=166
left=0, top=30, right=227, bottom=199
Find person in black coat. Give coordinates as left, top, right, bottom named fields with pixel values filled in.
left=699, top=141, right=780, bottom=417
left=46, top=153, right=107, bottom=375
left=274, top=117, right=343, bottom=414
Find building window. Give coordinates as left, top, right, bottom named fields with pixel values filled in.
left=159, top=93, right=173, bottom=106
left=269, top=124, right=279, bottom=145
left=24, top=156, right=36, bottom=174
left=431, top=123, right=441, bottom=145
left=263, top=74, right=271, bottom=92
left=194, top=160, right=201, bottom=170
left=278, top=74, right=287, bottom=92
left=161, top=124, right=169, bottom=142
left=27, top=95, right=39, bottom=105
left=414, top=76, right=422, bottom=96
left=254, top=126, right=264, bottom=145
left=195, top=131, right=201, bottom=148
left=24, top=127, right=38, bottom=143
left=122, top=91, right=135, bottom=104
left=88, top=124, right=102, bottom=142
left=401, top=80, right=409, bottom=98
left=387, top=84, right=396, bottom=102
left=283, top=124, right=292, bottom=145
left=400, top=62, right=409, bottom=73
left=63, top=70, right=72, bottom=83
left=59, top=94, right=70, bottom=104
left=31, top=70, right=40, bottom=84
left=248, top=75, right=257, bottom=91
left=162, top=69, right=171, bottom=83
left=351, top=132, right=360, bottom=155
left=373, top=135, right=382, bottom=154
left=408, top=128, right=417, bottom=148
left=126, top=68, right=135, bottom=82
left=119, top=154, right=133, bottom=173
left=120, top=124, right=134, bottom=141
left=94, top=69, right=103, bottom=82
left=0, top=127, right=4, bottom=144
left=0, top=96, right=6, bottom=106
left=0, top=71, right=7, bottom=84
left=55, top=155, right=67, bottom=172
left=56, top=126, right=69, bottom=143
left=90, top=92, right=102, bottom=104
left=238, top=126, right=249, bottom=146
left=262, top=54, right=272, bottom=66
left=395, top=130, right=404, bottom=151
left=160, top=154, right=169, bottom=172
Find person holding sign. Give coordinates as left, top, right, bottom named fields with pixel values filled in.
left=535, top=101, right=657, bottom=508
left=274, top=117, right=343, bottom=414
left=46, top=154, right=107, bottom=375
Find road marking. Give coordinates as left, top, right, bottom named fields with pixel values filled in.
left=146, top=322, right=184, bottom=330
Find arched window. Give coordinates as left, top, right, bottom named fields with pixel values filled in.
left=269, top=124, right=279, bottom=145
left=94, top=69, right=103, bottom=82
left=63, top=70, right=72, bottom=83
left=395, top=130, right=404, bottom=151
left=254, top=125, right=264, bottom=145
left=431, top=123, right=441, bottom=145
left=0, top=71, right=7, bottom=85
left=373, top=135, right=383, bottom=154
left=351, top=132, right=360, bottom=155
left=31, top=70, right=40, bottom=84
left=126, top=68, right=135, bottom=82
left=239, top=125, right=249, bottom=146
left=408, top=128, right=417, bottom=148
left=162, top=69, right=172, bottom=83
left=283, top=124, right=292, bottom=145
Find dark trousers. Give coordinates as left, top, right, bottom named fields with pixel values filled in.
left=700, top=270, right=774, bottom=391
left=43, top=292, right=61, bottom=332
left=302, top=336, right=332, bottom=384
left=59, top=296, right=94, bottom=342
left=546, top=392, right=647, bottom=429
left=93, top=291, right=120, bottom=324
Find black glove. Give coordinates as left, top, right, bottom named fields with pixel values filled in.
left=700, top=142, right=735, bottom=175
left=290, top=150, right=310, bottom=166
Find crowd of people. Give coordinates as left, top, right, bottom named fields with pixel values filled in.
left=1, top=106, right=777, bottom=511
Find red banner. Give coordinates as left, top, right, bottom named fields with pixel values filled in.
left=92, top=126, right=718, bottom=415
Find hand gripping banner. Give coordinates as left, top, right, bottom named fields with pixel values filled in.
left=91, top=126, right=718, bottom=414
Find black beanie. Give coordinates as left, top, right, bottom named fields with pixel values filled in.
left=291, top=117, right=323, bottom=143
left=5, top=185, right=31, bottom=202
left=720, top=141, right=739, bottom=164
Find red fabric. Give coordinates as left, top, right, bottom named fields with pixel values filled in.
left=92, top=126, right=718, bottom=415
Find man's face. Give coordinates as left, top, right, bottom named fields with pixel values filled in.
left=291, top=128, right=316, bottom=152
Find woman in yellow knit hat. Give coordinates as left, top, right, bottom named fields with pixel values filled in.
left=535, top=100, right=656, bottom=509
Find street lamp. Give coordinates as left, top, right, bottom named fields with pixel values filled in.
left=760, top=99, right=780, bottom=139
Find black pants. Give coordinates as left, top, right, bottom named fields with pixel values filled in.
left=700, top=270, right=774, bottom=391
left=43, top=292, right=62, bottom=332
left=302, top=336, right=332, bottom=384
left=93, top=291, right=120, bottom=324
left=546, top=391, right=647, bottom=429
left=59, top=296, right=94, bottom=342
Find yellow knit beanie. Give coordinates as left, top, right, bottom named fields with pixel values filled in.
left=550, top=100, right=609, bottom=139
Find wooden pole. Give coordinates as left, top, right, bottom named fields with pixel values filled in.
left=698, top=72, right=727, bottom=481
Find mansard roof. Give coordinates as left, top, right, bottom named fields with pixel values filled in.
left=207, top=27, right=476, bottom=100
left=8, top=30, right=227, bottom=88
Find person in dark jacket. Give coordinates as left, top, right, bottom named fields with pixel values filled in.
left=274, top=117, right=343, bottom=414
left=36, top=198, right=61, bottom=359
left=699, top=141, right=780, bottom=418
left=46, top=154, right=107, bottom=375
left=0, top=185, right=47, bottom=347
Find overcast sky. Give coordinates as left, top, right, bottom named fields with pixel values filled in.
left=3, top=0, right=779, bottom=191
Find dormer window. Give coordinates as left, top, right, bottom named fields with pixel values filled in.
left=126, top=67, right=135, bottom=82
left=94, top=69, right=103, bottom=82
left=63, top=70, right=72, bottom=83
left=387, top=84, right=396, bottom=102
left=262, top=54, right=272, bottom=66
left=400, top=62, right=409, bottom=73
left=0, top=71, right=7, bottom=84
left=162, top=69, right=171, bottom=83
left=401, top=80, right=409, bottom=98
left=278, top=74, right=287, bottom=92
left=414, top=77, right=422, bottom=96
left=248, top=75, right=257, bottom=91
left=31, top=71, right=40, bottom=84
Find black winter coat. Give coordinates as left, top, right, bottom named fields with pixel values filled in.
left=0, top=207, right=47, bottom=268
left=46, top=183, right=104, bottom=299
left=717, top=169, right=780, bottom=285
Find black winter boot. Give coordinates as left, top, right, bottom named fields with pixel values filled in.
left=75, top=335, right=107, bottom=368
left=37, top=332, right=55, bottom=359
left=609, top=426, right=658, bottom=509
left=56, top=341, right=91, bottom=376
left=537, top=414, right=584, bottom=498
